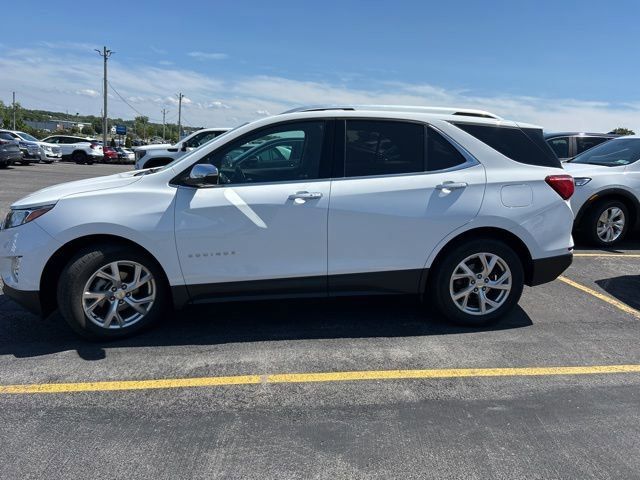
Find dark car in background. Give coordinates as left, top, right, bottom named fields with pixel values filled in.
left=0, top=132, right=23, bottom=168
left=545, top=132, right=619, bottom=162
left=0, top=129, right=40, bottom=165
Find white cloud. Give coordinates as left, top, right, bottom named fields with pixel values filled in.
left=187, top=51, right=228, bottom=60
left=1, top=44, right=639, bottom=132
left=76, top=89, right=100, bottom=98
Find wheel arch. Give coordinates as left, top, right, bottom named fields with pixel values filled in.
left=422, top=227, right=535, bottom=294
left=39, top=234, right=172, bottom=317
left=574, top=188, right=640, bottom=231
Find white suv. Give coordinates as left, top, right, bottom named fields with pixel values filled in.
left=0, top=106, right=574, bottom=339
left=564, top=136, right=640, bottom=246
left=134, top=128, right=229, bottom=170
left=41, top=135, right=104, bottom=164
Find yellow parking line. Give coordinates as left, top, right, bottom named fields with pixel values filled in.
left=2, top=365, right=640, bottom=394
left=574, top=253, right=640, bottom=258
left=0, top=375, right=262, bottom=394
left=557, top=275, right=640, bottom=319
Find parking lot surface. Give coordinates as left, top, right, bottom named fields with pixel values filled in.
left=1, top=163, right=640, bottom=479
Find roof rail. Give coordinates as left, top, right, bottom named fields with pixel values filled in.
left=280, top=105, right=502, bottom=120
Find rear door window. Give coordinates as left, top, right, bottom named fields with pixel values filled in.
left=453, top=123, right=560, bottom=168
left=345, top=120, right=424, bottom=177
left=427, top=127, right=467, bottom=171
left=576, top=136, right=610, bottom=155
left=547, top=137, right=570, bottom=159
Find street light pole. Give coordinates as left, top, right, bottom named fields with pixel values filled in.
left=95, top=46, right=113, bottom=147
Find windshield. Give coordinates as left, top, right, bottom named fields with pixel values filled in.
left=571, top=138, right=640, bottom=167
left=17, top=132, right=39, bottom=142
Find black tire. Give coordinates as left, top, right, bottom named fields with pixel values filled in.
left=428, top=238, right=524, bottom=327
left=57, top=245, right=169, bottom=340
left=72, top=151, right=88, bottom=164
left=44, top=161, right=54, bottom=164
left=0, top=162, right=7, bottom=169
left=582, top=199, right=629, bottom=247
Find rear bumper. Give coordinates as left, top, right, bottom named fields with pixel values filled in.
left=2, top=284, right=42, bottom=316
left=528, top=253, right=573, bottom=286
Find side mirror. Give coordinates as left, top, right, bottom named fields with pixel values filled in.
left=181, top=142, right=188, bottom=152
left=185, top=164, right=219, bottom=186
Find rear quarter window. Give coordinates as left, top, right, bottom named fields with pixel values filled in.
left=453, top=123, right=561, bottom=168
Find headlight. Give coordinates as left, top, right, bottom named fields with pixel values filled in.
left=3, top=205, right=55, bottom=229
left=574, top=177, right=592, bottom=187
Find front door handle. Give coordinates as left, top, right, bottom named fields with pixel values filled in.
left=288, top=191, right=323, bottom=200
left=436, top=181, right=468, bottom=191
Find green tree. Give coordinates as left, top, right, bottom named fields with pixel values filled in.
left=81, top=125, right=95, bottom=136
left=125, top=136, right=132, bottom=148
left=609, top=127, right=635, bottom=136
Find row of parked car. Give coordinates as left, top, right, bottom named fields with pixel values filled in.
left=0, top=130, right=136, bottom=167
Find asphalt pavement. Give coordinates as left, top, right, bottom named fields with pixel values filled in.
left=1, top=162, right=640, bottom=479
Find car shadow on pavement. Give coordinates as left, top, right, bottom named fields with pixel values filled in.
left=595, top=275, right=640, bottom=311
left=573, top=237, right=640, bottom=252
left=0, top=295, right=533, bottom=360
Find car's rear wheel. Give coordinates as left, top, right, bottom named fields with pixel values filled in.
left=57, top=245, right=169, bottom=340
left=72, top=151, right=87, bottom=164
left=583, top=200, right=629, bottom=247
left=429, top=239, right=524, bottom=326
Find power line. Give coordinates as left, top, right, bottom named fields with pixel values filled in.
left=107, top=81, right=163, bottom=124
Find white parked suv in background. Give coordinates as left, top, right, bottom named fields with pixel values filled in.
left=41, top=135, right=104, bottom=164
left=134, top=127, right=229, bottom=170
left=564, top=136, right=640, bottom=246
left=1, top=105, right=575, bottom=339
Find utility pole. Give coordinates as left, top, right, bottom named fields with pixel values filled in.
left=177, top=93, right=184, bottom=140
left=12, top=91, right=16, bottom=130
left=95, top=46, right=113, bottom=148
left=161, top=108, right=167, bottom=141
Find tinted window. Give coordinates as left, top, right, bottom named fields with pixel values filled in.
left=200, top=121, right=325, bottom=184
left=453, top=123, right=560, bottom=168
left=571, top=138, right=640, bottom=167
left=547, top=137, right=569, bottom=159
left=427, top=127, right=467, bottom=171
left=186, top=131, right=219, bottom=148
left=576, top=136, right=610, bottom=155
left=0, top=132, right=14, bottom=141
left=43, top=137, right=59, bottom=143
left=345, top=120, right=424, bottom=177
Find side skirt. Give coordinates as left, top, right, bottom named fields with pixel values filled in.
left=171, top=269, right=428, bottom=308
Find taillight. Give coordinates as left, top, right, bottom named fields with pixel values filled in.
left=545, top=174, right=574, bottom=200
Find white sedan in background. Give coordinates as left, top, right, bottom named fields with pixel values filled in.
left=565, top=136, right=640, bottom=246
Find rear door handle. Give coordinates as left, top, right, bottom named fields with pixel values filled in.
left=436, top=181, right=468, bottom=191
left=288, top=191, right=323, bottom=200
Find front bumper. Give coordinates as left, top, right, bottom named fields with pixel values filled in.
left=1, top=283, right=41, bottom=315
left=528, top=252, right=573, bottom=286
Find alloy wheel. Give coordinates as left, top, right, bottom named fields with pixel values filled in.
left=449, top=252, right=512, bottom=316
left=82, top=261, right=156, bottom=329
left=596, top=207, right=625, bottom=243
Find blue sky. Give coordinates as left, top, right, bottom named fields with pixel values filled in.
left=1, top=0, right=639, bottom=131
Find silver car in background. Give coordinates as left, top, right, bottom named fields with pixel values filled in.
left=564, top=136, right=640, bottom=246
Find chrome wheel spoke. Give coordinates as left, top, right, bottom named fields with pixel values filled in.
left=82, top=260, right=156, bottom=330
left=449, top=252, right=512, bottom=316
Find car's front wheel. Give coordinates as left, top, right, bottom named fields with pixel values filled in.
left=583, top=200, right=629, bottom=247
left=429, top=239, right=524, bottom=326
left=57, top=245, right=169, bottom=339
